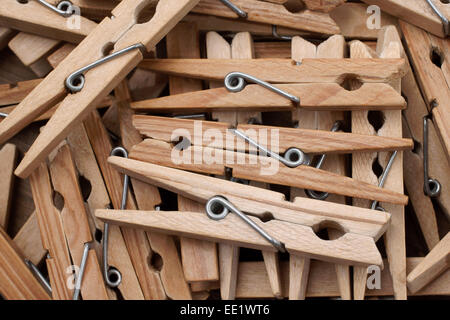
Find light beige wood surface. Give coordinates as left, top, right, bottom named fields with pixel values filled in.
left=362, top=0, right=449, bottom=38
left=49, top=144, right=109, bottom=300
left=131, top=81, right=406, bottom=112
left=30, top=163, right=73, bottom=300
left=192, top=0, right=340, bottom=34
left=96, top=208, right=384, bottom=267
left=13, top=212, right=46, bottom=266
left=376, top=27, right=406, bottom=301
left=407, top=233, right=450, bottom=294
left=234, top=258, right=450, bottom=298
left=107, top=157, right=392, bottom=240
left=0, top=0, right=96, bottom=43
left=167, top=22, right=219, bottom=285
left=130, top=139, right=408, bottom=205
left=400, top=21, right=450, bottom=161
left=139, top=58, right=407, bottom=83
left=84, top=110, right=145, bottom=300
left=132, top=116, right=413, bottom=154
left=0, top=144, right=16, bottom=229
left=116, top=81, right=192, bottom=300
left=0, top=0, right=200, bottom=179
left=0, top=227, right=50, bottom=300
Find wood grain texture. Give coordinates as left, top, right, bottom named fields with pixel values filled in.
left=130, top=139, right=408, bottom=205
left=0, top=79, right=43, bottom=107
left=107, top=157, right=391, bottom=240
left=66, top=124, right=111, bottom=231
left=47, top=44, right=76, bottom=68
left=383, top=25, right=446, bottom=246
left=83, top=110, right=145, bottom=300
left=131, top=82, right=406, bottom=112
left=167, top=22, right=219, bottom=285
left=13, top=212, right=46, bottom=266
left=0, top=227, right=50, bottom=300
left=116, top=81, right=192, bottom=300
left=235, top=258, right=450, bottom=298
left=193, top=0, right=340, bottom=34
left=0, top=27, right=14, bottom=50
left=0, top=144, right=16, bottom=229
left=400, top=21, right=450, bottom=161
left=49, top=144, right=109, bottom=300
left=290, top=34, right=350, bottom=300
left=132, top=116, right=413, bottom=155
left=96, top=209, right=383, bottom=267
left=8, top=32, right=59, bottom=68
left=6, top=0, right=200, bottom=179
left=30, top=163, right=72, bottom=300
left=376, top=26, right=407, bottom=301
left=0, top=0, right=96, bottom=43
left=362, top=0, right=449, bottom=38
left=139, top=58, right=408, bottom=84
left=407, top=233, right=450, bottom=293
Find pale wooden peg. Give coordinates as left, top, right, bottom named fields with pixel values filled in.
left=377, top=27, right=407, bottom=301
left=290, top=34, right=350, bottom=300
left=193, top=0, right=340, bottom=34
left=96, top=208, right=384, bottom=267
left=13, top=212, right=46, bottom=266
left=139, top=58, right=408, bottom=84
left=407, top=233, right=450, bottom=294
left=8, top=33, right=59, bottom=77
left=0, top=144, right=17, bottom=229
left=231, top=31, right=281, bottom=299
left=400, top=21, right=450, bottom=161
left=29, top=162, right=73, bottom=300
left=349, top=39, right=379, bottom=300
left=0, top=27, right=14, bottom=50
left=235, top=258, right=450, bottom=298
left=0, top=0, right=97, bottom=43
left=0, top=79, right=43, bottom=107
left=383, top=25, right=443, bottom=249
left=116, top=81, right=192, bottom=300
left=66, top=123, right=111, bottom=231
left=362, top=0, right=450, bottom=38
left=47, top=43, right=76, bottom=68
left=1, top=0, right=201, bottom=179
left=0, top=227, right=50, bottom=300
left=167, top=22, right=219, bottom=286
left=206, top=30, right=242, bottom=300
left=49, top=143, right=109, bottom=300
left=83, top=110, right=146, bottom=300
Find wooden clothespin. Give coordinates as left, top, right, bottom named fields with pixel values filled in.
left=380, top=25, right=449, bottom=249
left=116, top=81, right=193, bottom=300
left=29, top=141, right=109, bottom=300
left=400, top=21, right=450, bottom=162
left=128, top=115, right=410, bottom=204
left=0, top=0, right=201, bottom=179
left=407, top=233, right=450, bottom=294
left=205, top=31, right=283, bottom=300
left=289, top=34, right=350, bottom=300
left=361, top=0, right=449, bottom=38
left=192, top=0, right=341, bottom=34
left=136, top=56, right=407, bottom=113
left=165, top=23, right=220, bottom=290
left=233, top=257, right=450, bottom=298
left=9, top=33, right=61, bottom=77
left=349, top=26, right=407, bottom=300
left=0, top=144, right=17, bottom=229
left=0, top=0, right=97, bottom=43
left=0, top=226, right=50, bottom=300
left=99, top=156, right=390, bottom=270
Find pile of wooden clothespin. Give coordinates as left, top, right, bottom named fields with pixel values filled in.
left=0, top=0, right=448, bottom=301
